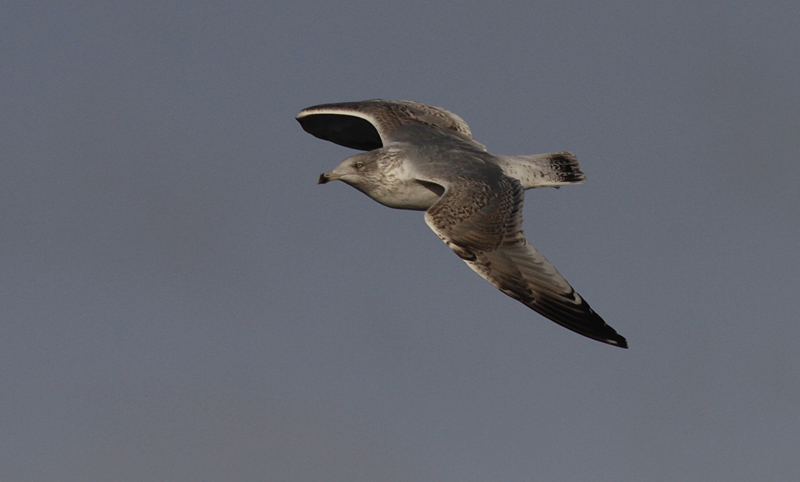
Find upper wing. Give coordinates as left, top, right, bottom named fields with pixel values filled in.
left=296, top=99, right=478, bottom=151
left=424, top=175, right=627, bottom=348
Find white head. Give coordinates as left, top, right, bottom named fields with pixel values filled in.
left=317, top=151, right=383, bottom=190
left=317, top=147, right=440, bottom=210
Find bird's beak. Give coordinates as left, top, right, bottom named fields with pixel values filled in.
left=317, top=171, right=340, bottom=184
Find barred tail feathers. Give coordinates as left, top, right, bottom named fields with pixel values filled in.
left=497, top=151, right=586, bottom=189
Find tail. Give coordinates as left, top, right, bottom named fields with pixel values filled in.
left=496, top=151, right=586, bottom=189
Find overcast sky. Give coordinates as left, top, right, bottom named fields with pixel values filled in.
left=2, top=2, right=799, bottom=481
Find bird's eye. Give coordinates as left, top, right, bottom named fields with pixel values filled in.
left=355, top=161, right=364, bottom=170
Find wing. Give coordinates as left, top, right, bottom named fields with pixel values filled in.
left=296, top=99, right=479, bottom=151
left=424, top=175, right=627, bottom=348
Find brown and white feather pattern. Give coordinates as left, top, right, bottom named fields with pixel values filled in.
left=425, top=176, right=625, bottom=347
left=297, top=99, right=481, bottom=150
left=300, top=99, right=627, bottom=348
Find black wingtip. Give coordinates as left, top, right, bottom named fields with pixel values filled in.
left=594, top=322, right=628, bottom=348
left=610, top=335, right=629, bottom=349
left=534, top=302, right=628, bottom=348
left=570, top=307, right=628, bottom=348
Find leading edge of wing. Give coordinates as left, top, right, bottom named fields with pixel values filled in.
left=296, top=99, right=477, bottom=151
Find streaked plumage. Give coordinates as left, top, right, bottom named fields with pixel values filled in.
left=298, top=99, right=627, bottom=348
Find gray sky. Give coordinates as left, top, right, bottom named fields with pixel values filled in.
left=2, top=1, right=799, bottom=481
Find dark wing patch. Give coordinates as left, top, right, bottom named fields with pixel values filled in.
left=297, top=113, right=383, bottom=151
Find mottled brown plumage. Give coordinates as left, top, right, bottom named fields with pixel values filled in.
left=299, top=99, right=627, bottom=348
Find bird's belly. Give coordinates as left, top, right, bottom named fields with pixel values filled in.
left=364, top=181, right=442, bottom=211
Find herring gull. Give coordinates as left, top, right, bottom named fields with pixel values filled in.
left=297, top=99, right=627, bottom=348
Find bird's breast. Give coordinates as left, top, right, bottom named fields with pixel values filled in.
left=361, top=179, right=442, bottom=211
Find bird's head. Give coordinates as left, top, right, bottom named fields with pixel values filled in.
left=316, top=151, right=380, bottom=187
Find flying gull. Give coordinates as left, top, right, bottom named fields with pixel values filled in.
left=297, top=99, right=627, bottom=348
